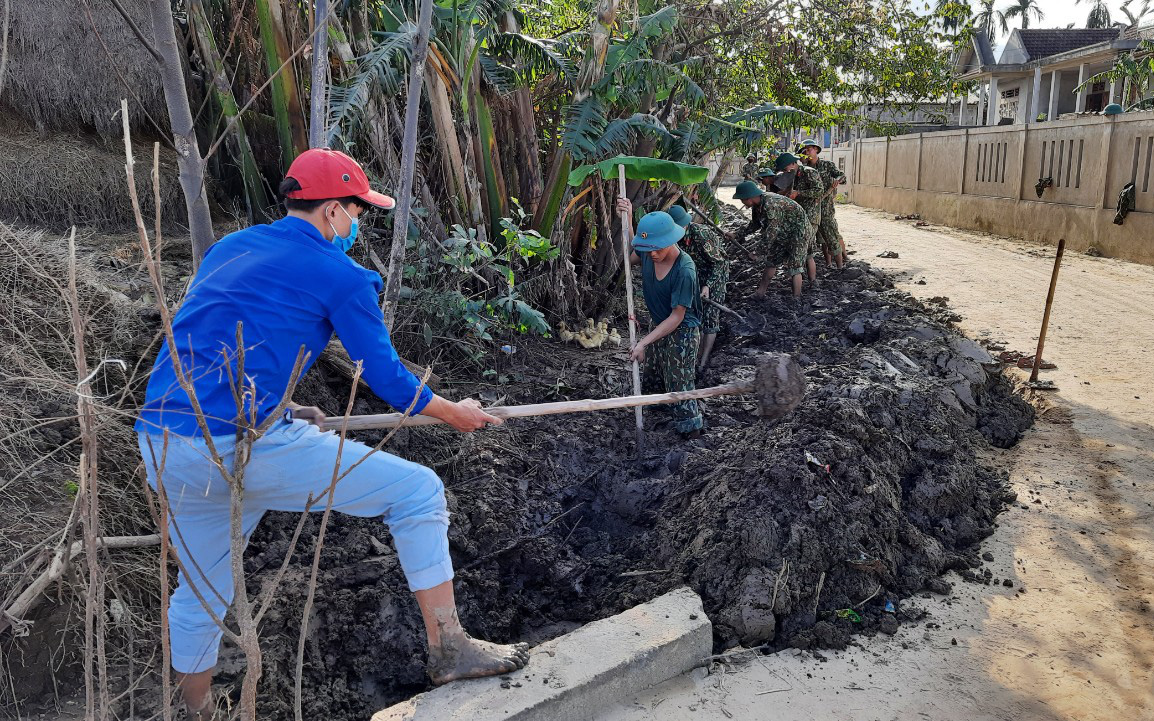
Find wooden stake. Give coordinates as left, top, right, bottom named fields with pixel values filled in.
left=619, top=164, right=644, bottom=441
left=1030, top=238, right=1065, bottom=382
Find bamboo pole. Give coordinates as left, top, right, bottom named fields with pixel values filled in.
left=619, top=164, right=645, bottom=440
left=1030, top=238, right=1065, bottom=382
left=322, top=378, right=756, bottom=431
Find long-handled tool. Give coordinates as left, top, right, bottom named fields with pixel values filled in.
left=618, top=164, right=645, bottom=442
left=322, top=353, right=805, bottom=432
left=705, top=298, right=766, bottom=337
left=705, top=298, right=744, bottom=321
left=683, top=199, right=756, bottom=258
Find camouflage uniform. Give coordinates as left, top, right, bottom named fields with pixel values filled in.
left=681, top=223, right=730, bottom=334
left=790, top=165, right=824, bottom=254
left=752, top=193, right=809, bottom=277
left=740, top=161, right=759, bottom=181
left=736, top=196, right=768, bottom=241
left=808, top=157, right=845, bottom=255
left=642, top=324, right=703, bottom=433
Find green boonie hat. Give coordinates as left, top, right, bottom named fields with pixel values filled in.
left=774, top=152, right=800, bottom=172
left=797, top=139, right=821, bottom=153
left=746, top=154, right=757, bottom=160
left=632, top=211, right=685, bottom=252
left=666, top=204, right=692, bottom=228
left=756, top=167, right=775, bottom=179
left=733, top=180, right=764, bottom=200
left=1104, top=103, right=1123, bottom=116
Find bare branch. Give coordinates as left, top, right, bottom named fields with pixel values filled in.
left=104, top=0, right=163, bottom=63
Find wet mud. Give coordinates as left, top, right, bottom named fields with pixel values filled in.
left=236, top=254, right=1034, bottom=719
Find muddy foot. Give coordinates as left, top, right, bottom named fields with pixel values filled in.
left=427, top=633, right=530, bottom=685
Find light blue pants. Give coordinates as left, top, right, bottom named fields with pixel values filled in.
left=137, top=418, right=453, bottom=674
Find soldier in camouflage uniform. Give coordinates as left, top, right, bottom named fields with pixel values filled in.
left=798, top=139, right=846, bottom=268
left=732, top=181, right=809, bottom=300
left=667, top=205, right=729, bottom=372
left=740, top=154, right=759, bottom=181
left=617, top=199, right=705, bottom=438
left=756, top=167, right=776, bottom=193
left=772, top=152, right=820, bottom=286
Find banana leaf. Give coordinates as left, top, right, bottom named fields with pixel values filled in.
left=567, top=155, right=708, bottom=187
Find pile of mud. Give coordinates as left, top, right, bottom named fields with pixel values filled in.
left=235, top=252, right=1033, bottom=718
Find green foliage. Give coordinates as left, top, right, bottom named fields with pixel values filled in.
left=326, top=29, right=415, bottom=147
left=1076, top=39, right=1154, bottom=106
left=416, top=213, right=555, bottom=344
left=567, top=155, right=709, bottom=187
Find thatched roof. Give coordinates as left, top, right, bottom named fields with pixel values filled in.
left=0, top=127, right=187, bottom=231
left=0, top=0, right=168, bottom=137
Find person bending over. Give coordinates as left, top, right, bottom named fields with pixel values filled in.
left=616, top=198, right=705, bottom=439
left=136, top=149, right=528, bottom=718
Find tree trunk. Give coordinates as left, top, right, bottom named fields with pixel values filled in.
left=424, top=53, right=469, bottom=218
left=189, top=0, right=271, bottom=222
left=254, top=0, right=307, bottom=169
left=147, top=0, right=215, bottom=265
left=532, top=0, right=620, bottom=233
left=382, top=0, right=435, bottom=328
left=710, top=149, right=733, bottom=190
left=308, top=0, right=331, bottom=148
left=501, top=10, right=544, bottom=214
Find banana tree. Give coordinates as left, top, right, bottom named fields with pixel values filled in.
left=189, top=0, right=272, bottom=221
left=254, top=0, right=308, bottom=168
left=1076, top=39, right=1154, bottom=109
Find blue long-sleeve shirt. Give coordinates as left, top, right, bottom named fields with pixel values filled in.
left=136, top=216, right=432, bottom=437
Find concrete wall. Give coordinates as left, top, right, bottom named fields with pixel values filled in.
left=837, top=114, right=1154, bottom=265
left=1057, top=72, right=1080, bottom=116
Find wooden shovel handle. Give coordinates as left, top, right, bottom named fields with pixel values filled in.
left=321, top=379, right=756, bottom=432
left=705, top=298, right=744, bottom=320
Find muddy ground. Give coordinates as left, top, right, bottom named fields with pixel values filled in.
left=230, top=243, right=1033, bottom=718
left=1, top=215, right=1032, bottom=720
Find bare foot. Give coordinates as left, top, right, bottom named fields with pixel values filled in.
left=427, top=632, right=530, bottom=685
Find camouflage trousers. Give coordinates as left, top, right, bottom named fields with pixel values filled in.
left=817, top=201, right=841, bottom=255
left=642, top=324, right=703, bottom=433
left=802, top=206, right=820, bottom=256
left=767, top=227, right=809, bottom=278
left=701, top=268, right=729, bottom=334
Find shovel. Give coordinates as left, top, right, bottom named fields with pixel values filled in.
left=321, top=353, right=805, bottom=432
left=705, top=298, right=767, bottom=337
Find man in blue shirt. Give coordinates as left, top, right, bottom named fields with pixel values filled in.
left=136, top=149, right=528, bottom=718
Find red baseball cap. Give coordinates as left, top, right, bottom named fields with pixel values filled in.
left=283, top=148, right=395, bottom=210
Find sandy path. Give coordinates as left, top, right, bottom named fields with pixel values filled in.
left=604, top=202, right=1154, bottom=721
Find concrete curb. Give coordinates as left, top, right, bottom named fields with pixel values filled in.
left=372, top=587, right=712, bottom=721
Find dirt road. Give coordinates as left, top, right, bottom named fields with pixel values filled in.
left=605, top=203, right=1154, bottom=721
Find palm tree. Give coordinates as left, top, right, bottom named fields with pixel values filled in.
left=1119, top=0, right=1151, bottom=28
left=1076, top=0, right=1112, bottom=28
left=999, top=0, right=1045, bottom=33
left=935, top=0, right=968, bottom=34
left=973, top=0, right=999, bottom=42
